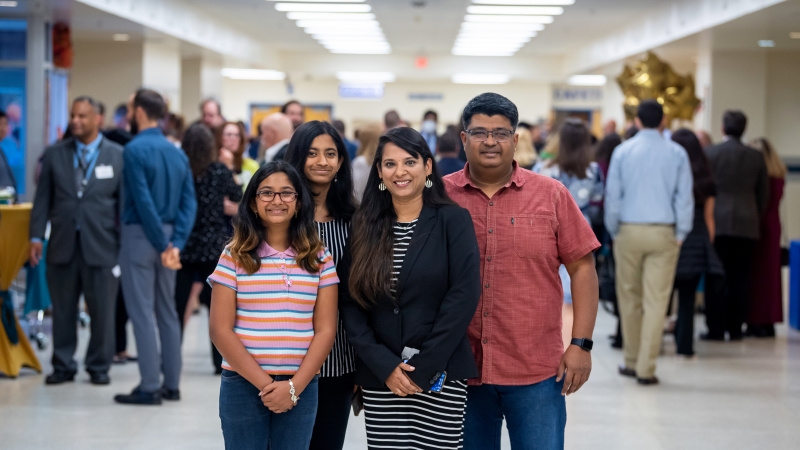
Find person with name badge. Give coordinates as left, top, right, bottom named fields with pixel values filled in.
left=30, top=96, right=124, bottom=386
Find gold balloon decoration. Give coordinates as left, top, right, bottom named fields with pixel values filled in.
left=617, top=51, right=701, bottom=123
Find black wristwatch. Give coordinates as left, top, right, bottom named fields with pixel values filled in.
left=570, top=338, right=593, bottom=352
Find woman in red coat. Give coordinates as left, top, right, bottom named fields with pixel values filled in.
left=747, top=138, right=786, bottom=338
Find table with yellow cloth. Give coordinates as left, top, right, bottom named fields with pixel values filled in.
left=0, top=203, right=42, bottom=377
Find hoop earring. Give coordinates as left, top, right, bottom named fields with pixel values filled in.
left=378, top=181, right=386, bottom=191
left=425, top=177, right=433, bottom=188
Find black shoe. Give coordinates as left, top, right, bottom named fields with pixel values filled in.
left=699, top=332, right=725, bottom=341
left=114, top=387, right=162, bottom=405
left=728, top=332, right=743, bottom=341
left=161, top=387, right=180, bottom=401
left=637, top=376, right=659, bottom=386
left=45, top=371, right=76, bottom=385
left=89, top=372, right=111, bottom=385
left=618, top=366, right=637, bottom=378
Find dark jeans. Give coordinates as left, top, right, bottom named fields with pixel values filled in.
left=464, top=377, right=566, bottom=450
left=309, top=372, right=355, bottom=450
left=219, top=371, right=319, bottom=450
left=175, top=260, right=221, bottom=371
left=674, top=275, right=701, bottom=355
left=709, top=237, right=755, bottom=338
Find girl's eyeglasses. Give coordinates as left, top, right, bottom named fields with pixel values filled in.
left=256, top=191, right=298, bottom=203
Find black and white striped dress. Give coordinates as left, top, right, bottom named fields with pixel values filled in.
left=362, top=220, right=469, bottom=450
left=316, top=219, right=357, bottom=377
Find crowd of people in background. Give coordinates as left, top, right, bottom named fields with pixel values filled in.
left=3, top=87, right=787, bottom=450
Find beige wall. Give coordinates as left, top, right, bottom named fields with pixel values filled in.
left=221, top=78, right=552, bottom=138
left=70, top=40, right=143, bottom=127
left=142, top=41, right=181, bottom=113
left=766, top=51, right=800, bottom=158
left=708, top=50, right=768, bottom=142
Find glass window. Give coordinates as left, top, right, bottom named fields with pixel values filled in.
left=0, top=20, right=27, bottom=61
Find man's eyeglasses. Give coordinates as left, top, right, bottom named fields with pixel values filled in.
left=256, top=190, right=298, bottom=203
left=466, top=129, right=514, bottom=143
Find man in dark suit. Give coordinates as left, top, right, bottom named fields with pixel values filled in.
left=0, top=111, right=18, bottom=197
left=29, top=96, right=124, bottom=385
left=704, top=110, right=769, bottom=340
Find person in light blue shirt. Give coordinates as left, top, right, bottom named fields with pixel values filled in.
left=115, top=89, right=197, bottom=406
left=604, top=99, right=693, bottom=386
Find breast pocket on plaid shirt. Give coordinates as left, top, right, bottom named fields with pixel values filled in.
left=512, top=215, right=556, bottom=259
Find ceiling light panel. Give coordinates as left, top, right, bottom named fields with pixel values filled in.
left=222, top=68, right=286, bottom=80
left=336, top=71, right=396, bottom=82
left=275, top=3, right=371, bottom=12
left=268, top=0, right=366, bottom=2
left=452, top=0, right=573, bottom=57
left=277, top=2, right=391, bottom=55
left=286, top=12, right=375, bottom=20
left=467, top=6, right=564, bottom=15
left=471, top=0, right=574, bottom=4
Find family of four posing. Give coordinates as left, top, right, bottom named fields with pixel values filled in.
left=207, top=93, right=601, bottom=450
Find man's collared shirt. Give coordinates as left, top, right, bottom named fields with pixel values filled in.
left=604, top=128, right=694, bottom=241
left=444, top=163, right=600, bottom=386
left=263, top=138, right=290, bottom=163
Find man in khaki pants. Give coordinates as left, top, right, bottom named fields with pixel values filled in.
left=604, top=100, right=694, bottom=385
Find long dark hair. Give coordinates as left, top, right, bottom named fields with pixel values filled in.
left=228, top=161, right=325, bottom=275
left=349, top=127, right=455, bottom=308
left=283, top=120, right=357, bottom=222
left=671, top=128, right=715, bottom=204
left=552, top=118, right=592, bottom=178
left=182, top=123, right=217, bottom=178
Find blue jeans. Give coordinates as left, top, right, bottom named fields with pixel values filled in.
left=464, top=377, right=566, bottom=450
left=219, top=370, right=319, bottom=450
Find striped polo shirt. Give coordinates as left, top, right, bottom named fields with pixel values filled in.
left=208, top=243, right=339, bottom=375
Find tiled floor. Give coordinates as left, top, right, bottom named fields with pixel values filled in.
left=2, top=308, right=799, bottom=450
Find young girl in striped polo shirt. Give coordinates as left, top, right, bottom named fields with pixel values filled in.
left=208, top=161, right=339, bottom=450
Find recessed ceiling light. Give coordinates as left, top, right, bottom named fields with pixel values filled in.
left=790, top=32, right=800, bottom=39
left=287, top=12, right=375, bottom=20
left=568, top=75, right=607, bottom=86
left=0, top=1, right=19, bottom=7
left=275, top=3, right=370, bottom=12
left=296, top=20, right=380, bottom=28
left=336, top=72, right=396, bottom=82
left=467, top=5, right=564, bottom=15
left=471, top=0, right=573, bottom=4
left=267, top=0, right=366, bottom=2
left=758, top=40, right=775, bottom=47
left=113, top=34, right=130, bottom=41
left=221, top=68, right=286, bottom=80
left=330, top=48, right=392, bottom=54
left=452, top=73, right=511, bottom=84
left=464, top=15, right=552, bottom=24
left=461, top=22, right=546, bottom=31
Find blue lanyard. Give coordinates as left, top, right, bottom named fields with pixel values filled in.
left=73, top=140, right=102, bottom=182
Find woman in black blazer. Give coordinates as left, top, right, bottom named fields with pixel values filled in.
left=339, top=127, right=481, bottom=450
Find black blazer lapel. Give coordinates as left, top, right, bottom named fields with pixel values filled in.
left=396, top=205, right=437, bottom=300
left=60, top=139, right=78, bottom=197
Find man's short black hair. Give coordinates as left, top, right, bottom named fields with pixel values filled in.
left=281, top=100, right=302, bottom=113
left=437, top=132, right=459, bottom=155
left=97, top=101, right=106, bottom=117
left=722, top=110, right=747, bottom=139
left=462, top=93, right=519, bottom=130
left=423, top=110, right=438, bottom=122
left=637, top=99, right=664, bottom=128
left=73, top=95, right=101, bottom=114
left=133, top=89, right=167, bottom=121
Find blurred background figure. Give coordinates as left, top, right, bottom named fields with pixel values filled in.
left=603, top=119, right=618, bottom=137
left=258, top=113, right=294, bottom=163
left=419, top=110, right=439, bottom=154
left=332, top=119, right=358, bottom=162
left=746, top=137, right=786, bottom=338
left=200, top=98, right=225, bottom=131
left=351, top=123, right=382, bottom=201
left=436, top=131, right=465, bottom=176
left=384, top=109, right=402, bottom=130
left=514, top=127, right=538, bottom=170
left=282, top=99, right=305, bottom=130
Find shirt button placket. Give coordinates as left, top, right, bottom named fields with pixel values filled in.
left=483, top=198, right=495, bottom=381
